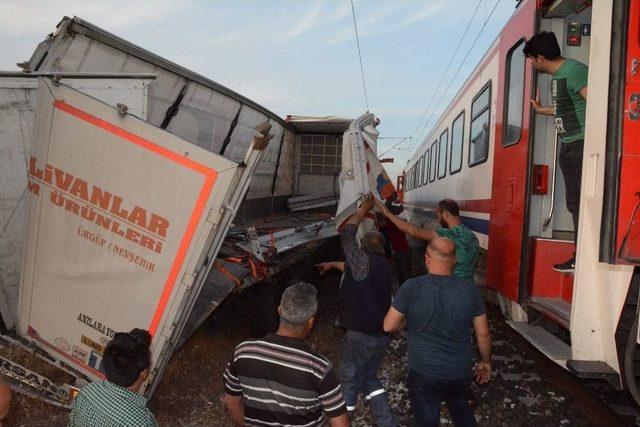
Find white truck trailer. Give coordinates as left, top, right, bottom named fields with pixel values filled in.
left=0, top=16, right=348, bottom=406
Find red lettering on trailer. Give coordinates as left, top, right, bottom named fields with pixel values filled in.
left=28, top=156, right=171, bottom=240
left=52, top=100, right=218, bottom=336
left=27, top=180, right=40, bottom=195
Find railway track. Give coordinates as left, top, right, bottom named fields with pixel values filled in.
left=498, top=308, right=632, bottom=426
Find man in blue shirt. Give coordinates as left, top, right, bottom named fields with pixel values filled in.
left=384, top=238, right=492, bottom=427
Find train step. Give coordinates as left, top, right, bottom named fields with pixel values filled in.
left=566, top=360, right=621, bottom=389
left=527, top=296, right=571, bottom=328
left=506, top=321, right=571, bottom=367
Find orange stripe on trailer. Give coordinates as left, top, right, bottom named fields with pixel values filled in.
left=53, top=100, right=219, bottom=337
left=53, top=100, right=215, bottom=176
left=148, top=172, right=216, bottom=335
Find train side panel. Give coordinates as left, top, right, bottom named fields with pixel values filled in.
left=403, top=53, right=499, bottom=252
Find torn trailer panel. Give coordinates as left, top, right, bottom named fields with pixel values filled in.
left=25, top=16, right=297, bottom=218
left=178, top=212, right=337, bottom=346
left=16, top=78, right=269, bottom=398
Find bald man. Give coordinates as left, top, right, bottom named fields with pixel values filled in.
left=384, top=238, right=492, bottom=427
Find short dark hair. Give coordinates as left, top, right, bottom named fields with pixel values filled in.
left=438, top=199, right=460, bottom=217
left=523, top=32, right=561, bottom=60
left=103, top=328, right=151, bottom=387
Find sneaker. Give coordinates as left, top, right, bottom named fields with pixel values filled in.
left=553, top=257, right=575, bottom=273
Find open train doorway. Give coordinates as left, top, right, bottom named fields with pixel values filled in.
left=524, top=1, right=593, bottom=328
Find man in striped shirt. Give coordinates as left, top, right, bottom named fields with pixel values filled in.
left=222, top=282, right=349, bottom=427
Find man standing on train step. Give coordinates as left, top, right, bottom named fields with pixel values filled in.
left=525, top=31, right=588, bottom=273
left=377, top=199, right=479, bottom=281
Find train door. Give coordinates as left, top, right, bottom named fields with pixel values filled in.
left=486, top=0, right=537, bottom=302
left=524, top=2, right=593, bottom=325
left=601, top=0, right=640, bottom=266
left=511, top=0, right=640, bottom=398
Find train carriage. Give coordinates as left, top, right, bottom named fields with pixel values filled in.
left=399, top=0, right=640, bottom=404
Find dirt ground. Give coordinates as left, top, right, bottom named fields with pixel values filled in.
left=1, top=267, right=625, bottom=426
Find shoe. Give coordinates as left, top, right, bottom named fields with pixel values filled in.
left=553, top=257, right=575, bottom=273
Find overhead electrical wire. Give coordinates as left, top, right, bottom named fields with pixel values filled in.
left=409, top=0, right=503, bottom=157
left=350, top=0, right=370, bottom=111
left=378, top=136, right=412, bottom=158
left=408, top=0, right=483, bottom=151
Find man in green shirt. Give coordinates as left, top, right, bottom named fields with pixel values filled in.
left=525, top=31, right=588, bottom=272
left=69, top=329, right=157, bottom=426
left=377, top=199, right=479, bottom=280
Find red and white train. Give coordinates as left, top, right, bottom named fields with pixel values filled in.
left=398, top=0, right=640, bottom=403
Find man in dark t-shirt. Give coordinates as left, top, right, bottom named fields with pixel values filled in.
left=525, top=31, right=589, bottom=272
left=384, top=238, right=492, bottom=427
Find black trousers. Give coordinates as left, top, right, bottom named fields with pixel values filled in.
left=558, top=139, right=584, bottom=241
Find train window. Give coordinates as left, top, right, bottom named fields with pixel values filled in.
left=417, top=157, right=423, bottom=187
left=422, top=151, right=429, bottom=185
left=438, top=129, right=448, bottom=179
left=412, top=165, right=416, bottom=189
left=429, top=140, right=438, bottom=182
left=469, top=82, right=492, bottom=167
left=503, top=40, right=525, bottom=147
left=450, top=111, right=465, bottom=175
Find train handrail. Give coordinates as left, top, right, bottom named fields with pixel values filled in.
left=542, top=131, right=559, bottom=227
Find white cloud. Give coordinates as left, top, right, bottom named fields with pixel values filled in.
left=325, top=0, right=454, bottom=46
left=327, top=2, right=401, bottom=45
left=332, top=2, right=351, bottom=20
left=390, top=0, right=448, bottom=31
left=0, top=0, right=185, bottom=36
left=284, top=0, right=323, bottom=39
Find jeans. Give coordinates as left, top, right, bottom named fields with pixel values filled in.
left=408, top=369, right=476, bottom=427
left=558, top=139, right=584, bottom=242
left=340, top=330, right=397, bottom=427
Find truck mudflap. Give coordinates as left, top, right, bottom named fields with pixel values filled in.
left=16, top=78, right=270, bottom=397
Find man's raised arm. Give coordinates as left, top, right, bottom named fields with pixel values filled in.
left=346, top=193, right=374, bottom=227
left=340, top=194, right=374, bottom=281
left=376, top=201, right=436, bottom=242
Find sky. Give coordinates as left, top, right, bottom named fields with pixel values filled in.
left=0, top=0, right=518, bottom=180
